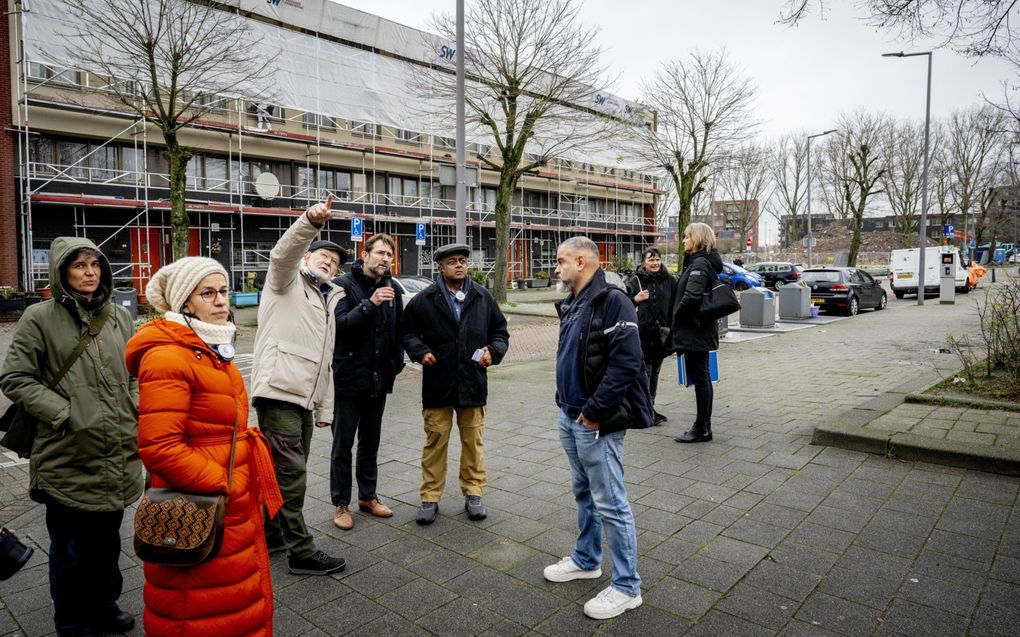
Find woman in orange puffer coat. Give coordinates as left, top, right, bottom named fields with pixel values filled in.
left=125, top=258, right=282, bottom=637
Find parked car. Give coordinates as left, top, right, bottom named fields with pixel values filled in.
left=719, top=262, right=762, bottom=291
left=392, top=275, right=433, bottom=307
left=802, top=267, right=887, bottom=316
left=745, top=262, right=804, bottom=289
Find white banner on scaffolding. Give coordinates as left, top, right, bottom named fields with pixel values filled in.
left=22, top=0, right=648, bottom=170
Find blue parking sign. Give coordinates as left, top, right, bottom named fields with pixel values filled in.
left=415, top=222, right=427, bottom=245
left=351, top=217, right=363, bottom=241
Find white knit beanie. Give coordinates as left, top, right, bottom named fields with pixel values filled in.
left=146, top=257, right=229, bottom=314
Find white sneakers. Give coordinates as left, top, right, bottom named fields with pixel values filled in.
left=542, top=557, right=642, bottom=620
left=543, top=556, right=602, bottom=582
left=583, top=585, right=643, bottom=620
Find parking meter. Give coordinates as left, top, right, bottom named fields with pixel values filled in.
left=939, top=251, right=955, bottom=305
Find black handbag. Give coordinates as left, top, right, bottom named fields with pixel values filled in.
left=1, top=305, right=112, bottom=458
left=133, top=401, right=239, bottom=567
left=698, top=283, right=741, bottom=322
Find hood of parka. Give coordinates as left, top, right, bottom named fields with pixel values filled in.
left=48, top=236, right=113, bottom=308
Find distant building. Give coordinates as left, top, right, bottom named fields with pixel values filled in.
left=710, top=200, right=760, bottom=251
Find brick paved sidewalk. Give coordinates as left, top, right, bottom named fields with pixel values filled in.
left=2, top=289, right=1018, bottom=636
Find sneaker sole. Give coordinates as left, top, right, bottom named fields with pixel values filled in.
left=583, top=593, right=642, bottom=620
left=543, top=567, right=602, bottom=583
left=287, top=563, right=346, bottom=576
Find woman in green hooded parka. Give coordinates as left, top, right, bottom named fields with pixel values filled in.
left=0, top=237, right=142, bottom=637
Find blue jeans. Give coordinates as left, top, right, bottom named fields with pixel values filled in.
left=557, top=410, right=641, bottom=596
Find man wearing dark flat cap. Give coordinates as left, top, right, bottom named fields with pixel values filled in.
left=251, top=195, right=350, bottom=576
left=402, top=243, right=509, bottom=525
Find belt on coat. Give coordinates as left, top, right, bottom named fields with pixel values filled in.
left=191, top=428, right=284, bottom=519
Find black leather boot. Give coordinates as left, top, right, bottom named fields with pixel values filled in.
left=675, top=422, right=712, bottom=443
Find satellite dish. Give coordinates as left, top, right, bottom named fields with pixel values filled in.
left=254, top=172, right=280, bottom=200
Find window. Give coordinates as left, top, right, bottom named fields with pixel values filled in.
left=395, top=129, right=422, bottom=144
left=28, top=137, right=53, bottom=170
left=302, top=112, right=337, bottom=130
left=434, top=136, right=456, bottom=150
left=90, top=145, right=118, bottom=180
left=247, top=102, right=282, bottom=120
left=27, top=62, right=80, bottom=86
left=352, top=173, right=367, bottom=197
left=351, top=121, right=380, bottom=139
left=57, top=141, right=88, bottom=178
left=205, top=157, right=228, bottom=191
left=473, top=143, right=492, bottom=157
left=600, top=165, right=616, bottom=177
left=121, top=147, right=143, bottom=182
left=186, top=157, right=202, bottom=189
left=388, top=176, right=420, bottom=202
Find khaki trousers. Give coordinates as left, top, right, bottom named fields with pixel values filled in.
left=420, top=406, right=486, bottom=502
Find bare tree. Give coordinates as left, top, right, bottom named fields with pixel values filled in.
left=779, top=1, right=1020, bottom=57
left=61, top=0, right=270, bottom=258
left=426, top=0, right=616, bottom=302
left=718, top=146, right=771, bottom=251
left=929, top=121, right=957, bottom=234
left=817, top=133, right=854, bottom=222
left=637, top=49, right=757, bottom=269
left=880, top=118, right=926, bottom=246
left=837, top=112, right=888, bottom=265
left=949, top=105, right=1007, bottom=249
left=768, top=133, right=809, bottom=247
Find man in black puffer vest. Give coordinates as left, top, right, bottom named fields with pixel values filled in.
left=544, top=236, right=652, bottom=621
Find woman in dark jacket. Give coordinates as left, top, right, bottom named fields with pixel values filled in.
left=671, top=223, right=724, bottom=443
left=626, top=247, right=676, bottom=425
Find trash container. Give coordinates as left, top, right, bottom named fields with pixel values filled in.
left=716, top=315, right=729, bottom=337
left=778, top=283, right=811, bottom=320
left=113, top=287, right=138, bottom=320
left=739, top=287, right=775, bottom=328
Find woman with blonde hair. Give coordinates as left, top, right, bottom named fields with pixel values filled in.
left=125, top=257, right=282, bottom=636
left=670, top=223, right=723, bottom=443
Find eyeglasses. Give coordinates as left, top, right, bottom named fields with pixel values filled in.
left=196, top=287, right=230, bottom=302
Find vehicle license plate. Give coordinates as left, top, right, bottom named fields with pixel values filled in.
left=811, top=298, right=823, bottom=305
left=897, top=273, right=912, bottom=279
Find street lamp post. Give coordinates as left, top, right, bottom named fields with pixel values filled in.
left=884, top=50, right=933, bottom=306
left=805, top=129, right=836, bottom=267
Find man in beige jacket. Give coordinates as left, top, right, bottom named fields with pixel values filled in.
left=251, top=194, right=349, bottom=576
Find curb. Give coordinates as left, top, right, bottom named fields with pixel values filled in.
left=812, top=374, right=1020, bottom=477
left=904, top=392, right=1020, bottom=413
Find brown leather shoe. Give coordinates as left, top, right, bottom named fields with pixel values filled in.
left=358, top=498, right=394, bottom=518
left=333, top=505, right=353, bottom=530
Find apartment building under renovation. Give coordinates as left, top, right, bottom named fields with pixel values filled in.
left=1, top=0, right=660, bottom=295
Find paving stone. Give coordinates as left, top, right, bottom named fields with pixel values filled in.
left=897, top=571, right=981, bottom=617
left=304, top=591, right=385, bottom=633
left=745, top=560, right=822, bottom=602
left=599, top=603, right=690, bottom=636
left=854, top=523, right=927, bottom=557
left=990, top=554, right=1020, bottom=584
left=777, top=619, right=842, bottom=636
left=342, top=560, right=418, bottom=598
left=672, top=554, right=753, bottom=592
left=634, top=506, right=691, bottom=535
left=274, top=575, right=350, bottom=614
left=912, top=549, right=987, bottom=588
left=716, top=582, right=797, bottom=630
left=796, top=592, right=882, bottom=636
left=698, top=536, right=770, bottom=567
left=700, top=504, right=745, bottom=527
left=674, top=519, right=725, bottom=546
left=484, top=584, right=565, bottom=628
left=642, top=576, right=720, bottom=619
left=786, top=523, right=856, bottom=553
left=532, top=607, right=600, bottom=637
left=924, top=528, right=998, bottom=564
left=378, top=578, right=458, bottom=620
left=644, top=536, right=700, bottom=566
left=444, top=566, right=518, bottom=604
left=405, top=548, right=476, bottom=584
left=687, top=609, right=775, bottom=637
left=746, top=502, right=809, bottom=530
left=818, top=565, right=903, bottom=610
left=881, top=598, right=969, bottom=636
left=768, top=542, right=841, bottom=576
left=722, top=517, right=789, bottom=549
left=969, top=598, right=1020, bottom=637
left=417, top=597, right=501, bottom=637
left=358, top=612, right=431, bottom=637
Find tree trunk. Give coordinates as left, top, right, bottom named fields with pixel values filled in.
left=164, top=135, right=193, bottom=260
left=492, top=172, right=516, bottom=303
left=672, top=170, right=696, bottom=272
left=847, top=196, right=865, bottom=267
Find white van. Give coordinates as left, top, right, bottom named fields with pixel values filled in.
left=889, top=247, right=970, bottom=298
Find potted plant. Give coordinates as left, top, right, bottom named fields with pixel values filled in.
left=469, top=270, right=488, bottom=287
left=531, top=271, right=551, bottom=288
left=0, top=287, right=24, bottom=313
left=231, top=287, right=261, bottom=307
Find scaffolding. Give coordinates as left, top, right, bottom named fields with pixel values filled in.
left=10, top=0, right=659, bottom=292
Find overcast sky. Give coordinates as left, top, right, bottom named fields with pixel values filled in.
left=331, top=0, right=1014, bottom=241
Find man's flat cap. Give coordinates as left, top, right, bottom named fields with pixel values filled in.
left=433, top=243, right=471, bottom=263
left=308, top=239, right=348, bottom=264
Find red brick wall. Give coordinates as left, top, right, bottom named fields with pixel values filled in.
left=0, top=8, right=20, bottom=289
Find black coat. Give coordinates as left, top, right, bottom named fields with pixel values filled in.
left=555, top=270, right=654, bottom=435
left=331, top=262, right=405, bottom=398
left=625, top=266, right=677, bottom=358
left=671, top=249, right=724, bottom=353
left=402, top=278, right=510, bottom=408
